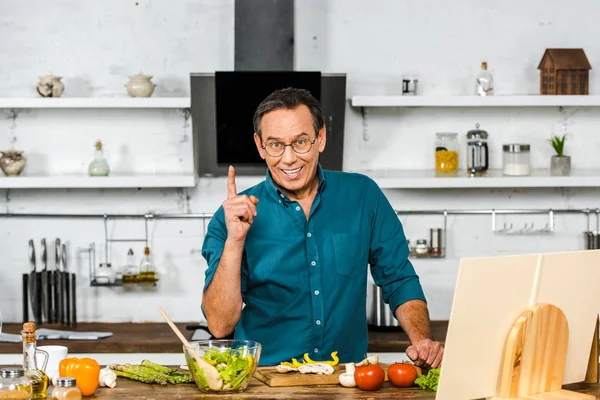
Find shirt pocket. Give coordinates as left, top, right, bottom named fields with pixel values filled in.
left=332, top=231, right=368, bottom=278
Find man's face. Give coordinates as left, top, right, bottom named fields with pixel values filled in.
left=253, top=105, right=326, bottom=196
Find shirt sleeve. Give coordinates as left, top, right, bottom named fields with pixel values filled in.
left=200, top=207, right=249, bottom=317
left=367, top=180, right=427, bottom=317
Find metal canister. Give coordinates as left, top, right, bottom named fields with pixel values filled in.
left=466, top=123, right=489, bottom=176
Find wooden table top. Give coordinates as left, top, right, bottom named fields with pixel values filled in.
left=61, top=374, right=600, bottom=400
left=0, top=321, right=448, bottom=354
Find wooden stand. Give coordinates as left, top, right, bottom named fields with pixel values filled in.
left=488, top=304, right=596, bottom=400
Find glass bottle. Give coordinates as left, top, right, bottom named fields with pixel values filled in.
left=51, top=378, right=82, bottom=400
left=22, top=322, right=48, bottom=400
left=88, top=140, right=110, bottom=176
left=139, top=247, right=157, bottom=284
left=122, top=248, right=139, bottom=284
left=0, top=368, right=32, bottom=400
left=435, top=133, right=459, bottom=174
left=475, top=61, right=494, bottom=96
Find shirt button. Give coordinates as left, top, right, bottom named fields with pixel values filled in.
left=295, top=206, right=301, bottom=211
left=307, top=232, right=312, bottom=238
left=314, top=348, right=319, bottom=353
left=314, top=290, right=320, bottom=296
left=280, top=193, right=284, bottom=199
left=310, top=261, right=316, bottom=266
left=279, top=200, right=282, bottom=203
left=316, top=320, right=321, bottom=325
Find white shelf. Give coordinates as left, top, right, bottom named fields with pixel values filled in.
left=356, top=169, right=600, bottom=189
left=351, top=95, right=600, bottom=108
left=0, top=97, right=190, bottom=109
left=0, top=174, right=197, bottom=189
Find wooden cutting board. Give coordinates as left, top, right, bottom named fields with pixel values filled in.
left=254, top=363, right=390, bottom=387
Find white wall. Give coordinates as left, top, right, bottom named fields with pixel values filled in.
left=1, top=0, right=599, bottom=323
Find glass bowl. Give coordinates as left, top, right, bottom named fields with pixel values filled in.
left=183, top=340, right=261, bottom=393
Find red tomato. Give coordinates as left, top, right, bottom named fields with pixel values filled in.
left=354, top=364, right=385, bottom=391
left=387, top=362, right=418, bottom=388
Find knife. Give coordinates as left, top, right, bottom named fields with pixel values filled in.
left=62, top=244, right=72, bottom=327
left=54, top=238, right=63, bottom=325
left=41, top=238, right=51, bottom=324
left=28, top=239, right=41, bottom=325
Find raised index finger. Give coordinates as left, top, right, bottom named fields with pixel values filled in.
left=227, top=165, right=237, bottom=199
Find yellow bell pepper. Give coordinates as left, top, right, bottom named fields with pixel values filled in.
left=303, top=351, right=339, bottom=366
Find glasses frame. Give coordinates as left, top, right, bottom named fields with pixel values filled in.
left=261, top=136, right=317, bottom=157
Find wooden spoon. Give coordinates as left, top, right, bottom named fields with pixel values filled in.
left=157, top=306, right=223, bottom=390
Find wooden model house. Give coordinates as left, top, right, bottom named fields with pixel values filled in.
left=537, top=48, right=591, bottom=95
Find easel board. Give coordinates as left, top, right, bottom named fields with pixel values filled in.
left=436, top=250, right=600, bottom=400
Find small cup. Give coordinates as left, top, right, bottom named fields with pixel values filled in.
left=36, top=345, right=68, bottom=380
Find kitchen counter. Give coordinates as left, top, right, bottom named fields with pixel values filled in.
left=0, top=321, right=448, bottom=354
left=53, top=374, right=600, bottom=399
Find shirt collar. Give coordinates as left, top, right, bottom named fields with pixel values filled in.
left=265, top=163, right=326, bottom=203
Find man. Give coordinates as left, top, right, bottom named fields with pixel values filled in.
left=201, top=87, right=444, bottom=368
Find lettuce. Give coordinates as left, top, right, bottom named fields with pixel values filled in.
left=414, top=368, right=440, bottom=391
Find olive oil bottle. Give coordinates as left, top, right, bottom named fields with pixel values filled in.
left=22, top=322, right=48, bottom=399
left=122, top=248, right=139, bottom=284
left=138, top=246, right=158, bottom=284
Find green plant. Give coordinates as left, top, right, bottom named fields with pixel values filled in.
left=548, top=134, right=567, bottom=156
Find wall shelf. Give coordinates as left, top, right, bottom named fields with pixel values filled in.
left=0, top=97, right=190, bottom=109
left=0, top=174, right=198, bottom=189
left=356, top=169, right=600, bottom=189
left=351, top=95, right=600, bottom=108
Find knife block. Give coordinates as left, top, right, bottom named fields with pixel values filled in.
left=22, top=272, right=77, bottom=328
left=487, top=303, right=596, bottom=400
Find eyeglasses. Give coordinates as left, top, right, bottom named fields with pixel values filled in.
left=261, top=136, right=317, bottom=157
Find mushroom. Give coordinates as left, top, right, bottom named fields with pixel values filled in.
left=298, top=363, right=334, bottom=375
left=339, top=363, right=357, bottom=388
left=276, top=365, right=298, bottom=374
left=355, top=354, right=379, bottom=366
left=99, top=367, right=117, bottom=388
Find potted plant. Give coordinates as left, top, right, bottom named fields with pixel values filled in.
left=548, top=134, right=571, bottom=176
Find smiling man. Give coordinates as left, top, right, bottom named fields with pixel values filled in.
left=201, top=87, right=444, bottom=368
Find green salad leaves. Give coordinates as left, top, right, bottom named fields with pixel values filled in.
left=188, top=347, right=255, bottom=391
left=414, top=368, right=440, bottom=391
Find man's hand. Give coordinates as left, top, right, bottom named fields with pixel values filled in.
left=222, top=165, right=259, bottom=242
left=406, top=338, right=444, bottom=369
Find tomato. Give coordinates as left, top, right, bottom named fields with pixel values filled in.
left=387, top=362, right=418, bottom=388
left=354, top=364, right=385, bottom=391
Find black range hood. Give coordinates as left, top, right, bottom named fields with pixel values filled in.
left=190, top=0, right=346, bottom=177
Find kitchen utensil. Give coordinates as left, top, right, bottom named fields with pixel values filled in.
left=35, top=345, right=68, bottom=378
left=36, top=329, right=112, bottom=340
left=402, top=79, right=418, bottom=96
left=429, top=228, right=443, bottom=257
left=54, top=239, right=64, bottom=325
left=367, top=281, right=401, bottom=329
left=157, top=307, right=219, bottom=387
left=40, top=238, right=51, bottom=323
left=584, top=231, right=600, bottom=250
left=28, top=240, right=42, bottom=325
left=71, top=273, right=77, bottom=328
left=253, top=363, right=390, bottom=387
left=22, top=275, right=28, bottom=323
left=466, top=123, right=489, bottom=176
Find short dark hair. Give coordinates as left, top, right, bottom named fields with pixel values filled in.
left=253, top=87, right=325, bottom=138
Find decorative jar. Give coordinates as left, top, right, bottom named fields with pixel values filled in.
left=435, top=133, right=459, bottom=174
left=0, top=150, right=26, bottom=176
left=126, top=73, right=156, bottom=97
left=503, top=144, right=531, bottom=176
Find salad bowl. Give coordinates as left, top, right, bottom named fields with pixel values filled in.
left=183, top=340, right=261, bottom=393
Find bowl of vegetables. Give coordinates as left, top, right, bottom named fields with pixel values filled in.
left=183, top=340, right=261, bottom=393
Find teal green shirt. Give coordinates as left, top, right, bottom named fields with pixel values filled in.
left=202, top=165, right=426, bottom=366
